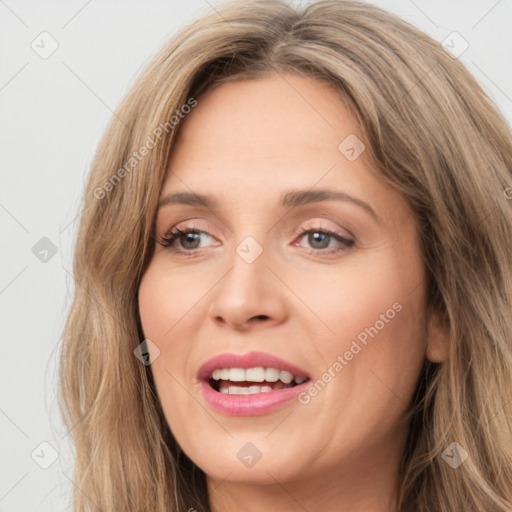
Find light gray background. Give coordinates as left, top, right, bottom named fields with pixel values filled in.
left=1, top=0, right=511, bottom=510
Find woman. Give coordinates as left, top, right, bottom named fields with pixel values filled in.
left=59, top=0, right=512, bottom=510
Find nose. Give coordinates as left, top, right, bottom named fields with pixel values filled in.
left=207, top=241, right=288, bottom=332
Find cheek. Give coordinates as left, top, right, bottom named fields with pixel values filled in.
left=138, top=264, right=204, bottom=432
left=286, top=249, right=425, bottom=348
left=308, top=254, right=427, bottom=426
left=138, top=260, right=209, bottom=339
left=293, top=242, right=427, bottom=397
left=137, top=264, right=190, bottom=399
left=137, top=260, right=214, bottom=387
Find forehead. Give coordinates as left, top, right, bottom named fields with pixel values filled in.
left=164, top=75, right=372, bottom=191
left=173, top=74, right=353, bottom=155
left=159, top=73, right=412, bottom=233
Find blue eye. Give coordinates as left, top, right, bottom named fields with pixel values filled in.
left=158, top=226, right=354, bottom=255
left=158, top=227, right=213, bottom=252
left=294, top=228, right=354, bottom=254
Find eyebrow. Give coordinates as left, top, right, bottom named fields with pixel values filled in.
left=158, top=188, right=381, bottom=223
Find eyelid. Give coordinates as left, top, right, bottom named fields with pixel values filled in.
left=161, top=219, right=213, bottom=238
left=294, top=218, right=353, bottom=239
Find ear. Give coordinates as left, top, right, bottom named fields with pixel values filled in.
left=425, top=309, right=450, bottom=363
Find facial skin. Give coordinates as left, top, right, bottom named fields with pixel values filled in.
left=138, top=73, right=448, bottom=512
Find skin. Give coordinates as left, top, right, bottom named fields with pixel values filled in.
left=138, top=73, right=449, bottom=512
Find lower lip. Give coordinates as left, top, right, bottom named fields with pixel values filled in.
left=200, top=380, right=310, bottom=416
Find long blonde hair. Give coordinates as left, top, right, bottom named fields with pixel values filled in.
left=59, top=1, right=512, bottom=510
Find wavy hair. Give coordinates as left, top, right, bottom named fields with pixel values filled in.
left=59, top=0, right=512, bottom=510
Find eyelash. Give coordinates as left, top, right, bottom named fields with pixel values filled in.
left=158, top=225, right=355, bottom=256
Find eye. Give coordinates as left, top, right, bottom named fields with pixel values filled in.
left=158, top=227, right=215, bottom=253
left=157, top=223, right=355, bottom=256
left=293, top=225, right=354, bottom=255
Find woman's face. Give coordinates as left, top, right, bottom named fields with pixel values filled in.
left=138, top=73, right=443, bottom=488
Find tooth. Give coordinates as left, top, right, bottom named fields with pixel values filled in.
left=213, top=367, right=305, bottom=386
left=248, top=386, right=261, bottom=394
left=246, top=367, right=265, bottom=382
left=220, top=387, right=229, bottom=394
left=228, top=386, right=248, bottom=395
left=279, top=371, right=294, bottom=384
left=228, top=368, right=246, bottom=382
left=264, top=368, right=280, bottom=382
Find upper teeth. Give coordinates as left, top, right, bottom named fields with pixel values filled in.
left=211, top=367, right=307, bottom=385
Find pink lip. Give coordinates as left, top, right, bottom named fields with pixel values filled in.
left=197, top=351, right=311, bottom=417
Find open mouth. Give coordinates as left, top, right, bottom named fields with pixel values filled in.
left=208, top=367, right=310, bottom=395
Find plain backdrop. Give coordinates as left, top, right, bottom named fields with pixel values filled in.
left=1, top=0, right=511, bottom=510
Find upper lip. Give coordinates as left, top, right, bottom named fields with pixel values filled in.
left=197, top=351, right=311, bottom=382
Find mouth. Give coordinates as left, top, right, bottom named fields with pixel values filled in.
left=209, top=367, right=309, bottom=395
left=197, top=351, right=312, bottom=415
